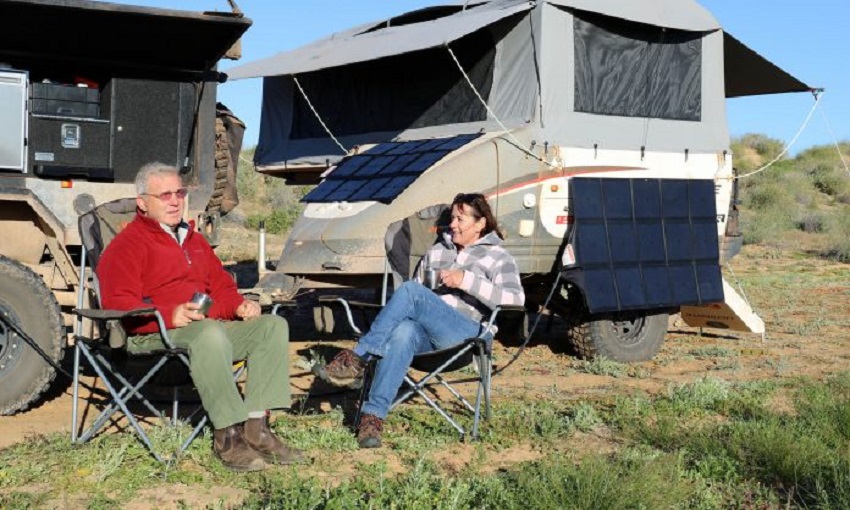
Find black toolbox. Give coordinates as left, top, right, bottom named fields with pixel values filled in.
left=30, top=82, right=101, bottom=118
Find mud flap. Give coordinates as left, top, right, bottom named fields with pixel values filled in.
left=680, top=278, right=765, bottom=334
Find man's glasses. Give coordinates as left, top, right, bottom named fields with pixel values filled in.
left=141, top=188, right=188, bottom=201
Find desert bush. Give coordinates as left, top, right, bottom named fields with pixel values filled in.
left=246, top=207, right=302, bottom=235
left=668, top=376, right=731, bottom=410
left=732, top=133, right=786, bottom=171
left=740, top=207, right=794, bottom=245
left=822, top=213, right=850, bottom=262
left=236, top=147, right=312, bottom=235
left=797, top=209, right=827, bottom=233
left=740, top=178, right=793, bottom=211
left=811, top=163, right=850, bottom=197
left=782, top=170, right=819, bottom=207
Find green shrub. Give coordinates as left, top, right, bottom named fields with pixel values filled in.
left=582, top=356, right=627, bottom=377
left=822, top=213, right=850, bottom=262
left=731, top=133, right=785, bottom=171
left=797, top=210, right=826, bottom=233
left=740, top=207, right=794, bottom=245
left=245, top=206, right=303, bottom=235
left=236, top=147, right=312, bottom=231
left=668, top=377, right=731, bottom=410
left=811, top=163, right=850, bottom=196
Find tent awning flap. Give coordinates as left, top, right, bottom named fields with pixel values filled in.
left=544, top=0, right=720, bottom=31
left=227, top=0, right=534, bottom=79
left=723, top=32, right=810, bottom=98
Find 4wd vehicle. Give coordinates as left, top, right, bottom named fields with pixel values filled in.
left=0, top=0, right=251, bottom=415
left=230, top=0, right=803, bottom=361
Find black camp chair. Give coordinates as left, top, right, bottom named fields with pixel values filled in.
left=320, top=204, right=526, bottom=440
left=324, top=296, right=522, bottom=440
left=71, top=198, right=270, bottom=462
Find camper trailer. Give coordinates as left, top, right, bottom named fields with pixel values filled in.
left=0, top=0, right=250, bottom=415
left=229, top=0, right=808, bottom=361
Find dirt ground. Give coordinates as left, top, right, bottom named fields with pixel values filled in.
left=1, top=244, right=849, bottom=507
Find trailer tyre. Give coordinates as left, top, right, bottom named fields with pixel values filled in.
left=0, top=256, right=64, bottom=415
left=569, top=309, right=669, bottom=362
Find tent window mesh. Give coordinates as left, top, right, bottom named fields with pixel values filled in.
left=573, top=12, right=703, bottom=121
left=290, top=28, right=496, bottom=140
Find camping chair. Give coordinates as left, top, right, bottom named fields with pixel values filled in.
left=324, top=296, right=523, bottom=439
left=71, top=198, right=248, bottom=462
left=320, top=204, right=526, bottom=440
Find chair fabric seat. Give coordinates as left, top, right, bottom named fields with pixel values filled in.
left=409, top=339, right=479, bottom=373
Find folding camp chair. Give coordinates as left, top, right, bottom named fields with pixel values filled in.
left=325, top=296, right=523, bottom=439
left=71, top=198, right=248, bottom=462
left=320, top=204, right=526, bottom=439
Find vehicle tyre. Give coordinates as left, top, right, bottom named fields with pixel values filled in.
left=569, top=309, right=669, bottom=362
left=0, top=256, right=64, bottom=415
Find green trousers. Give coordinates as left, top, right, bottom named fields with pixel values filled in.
left=129, top=315, right=290, bottom=429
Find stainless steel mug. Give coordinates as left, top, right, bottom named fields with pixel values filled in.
left=190, top=292, right=213, bottom=314
left=424, top=268, right=440, bottom=290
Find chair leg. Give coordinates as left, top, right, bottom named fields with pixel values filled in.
left=435, top=375, right=476, bottom=413
left=84, top=351, right=168, bottom=430
left=353, top=360, right=376, bottom=430
left=472, top=344, right=491, bottom=439
left=76, top=346, right=166, bottom=462
left=399, top=374, right=466, bottom=439
left=172, top=386, right=179, bottom=427
left=71, top=343, right=82, bottom=443
left=180, top=415, right=208, bottom=453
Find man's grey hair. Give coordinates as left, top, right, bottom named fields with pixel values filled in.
left=135, top=162, right=181, bottom=195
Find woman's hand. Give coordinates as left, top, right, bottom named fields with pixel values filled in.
left=439, top=269, right=464, bottom=289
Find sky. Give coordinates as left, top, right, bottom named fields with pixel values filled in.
left=126, top=0, right=848, bottom=155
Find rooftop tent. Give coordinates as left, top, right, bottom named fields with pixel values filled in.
left=228, top=0, right=811, bottom=168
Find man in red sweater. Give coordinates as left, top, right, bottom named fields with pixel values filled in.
left=97, top=162, right=302, bottom=472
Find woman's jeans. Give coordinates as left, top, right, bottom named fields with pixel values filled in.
left=357, top=281, right=485, bottom=419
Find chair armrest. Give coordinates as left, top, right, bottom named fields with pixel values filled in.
left=495, top=305, right=527, bottom=314
left=72, top=306, right=157, bottom=321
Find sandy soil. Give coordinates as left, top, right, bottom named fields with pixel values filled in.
left=1, top=244, right=848, bottom=508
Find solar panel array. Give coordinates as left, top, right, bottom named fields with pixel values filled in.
left=566, top=177, right=723, bottom=314
left=303, top=134, right=481, bottom=204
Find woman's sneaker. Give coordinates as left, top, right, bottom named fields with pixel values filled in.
left=357, top=414, right=383, bottom=448
left=313, top=349, right=366, bottom=388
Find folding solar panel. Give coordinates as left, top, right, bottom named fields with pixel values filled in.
left=303, top=134, right=481, bottom=204
left=564, top=177, right=724, bottom=314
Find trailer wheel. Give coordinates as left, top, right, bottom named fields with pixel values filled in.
left=0, top=256, right=64, bottom=415
left=569, top=309, right=669, bottom=362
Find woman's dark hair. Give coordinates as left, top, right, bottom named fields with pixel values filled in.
left=452, top=193, right=503, bottom=239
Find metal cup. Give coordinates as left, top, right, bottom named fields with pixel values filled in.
left=190, top=292, right=213, bottom=315
left=424, top=267, right=440, bottom=290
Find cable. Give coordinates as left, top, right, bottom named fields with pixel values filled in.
left=815, top=101, right=850, bottom=177
left=292, top=75, right=348, bottom=155
left=493, top=273, right=562, bottom=375
left=445, top=43, right=557, bottom=168
left=735, top=91, right=823, bottom=180
left=0, top=313, right=108, bottom=397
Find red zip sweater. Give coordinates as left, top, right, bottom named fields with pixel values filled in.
left=97, top=211, right=244, bottom=335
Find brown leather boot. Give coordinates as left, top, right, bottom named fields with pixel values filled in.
left=213, top=424, right=266, bottom=472
left=244, top=416, right=306, bottom=465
